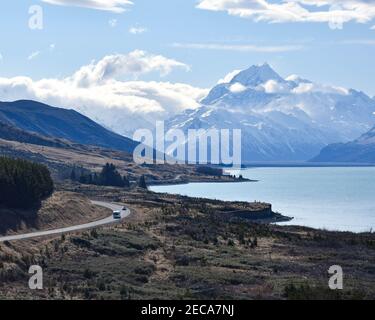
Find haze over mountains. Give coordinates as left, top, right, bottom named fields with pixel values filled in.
left=312, top=126, right=375, bottom=163
left=166, top=64, right=375, bottom=162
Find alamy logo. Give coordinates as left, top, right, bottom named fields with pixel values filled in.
left=29, top=265, right=43, bottom=290
left=29, top=5, right=43, bottom=30
left=328, top=265, right=343, bottom=290
left=328, top=4, right=345, bottom=30
left=133, top=121, right=242, bottom=169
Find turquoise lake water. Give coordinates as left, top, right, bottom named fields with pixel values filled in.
left=150, top=167, right=375, bottom=233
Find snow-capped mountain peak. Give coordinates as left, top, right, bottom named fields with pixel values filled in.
left=229, top=63, right=285, bottom=87
left=167, top=64, right=375, bottom=162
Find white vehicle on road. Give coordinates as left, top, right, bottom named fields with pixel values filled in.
left=113, top=210, right=122, bottom=220
left=0, top=201, right=130, bottom=242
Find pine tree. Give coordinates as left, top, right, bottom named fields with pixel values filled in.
left=138, top=175, right=147, bottom=189
left=123, top=175, right=130, bottom=188
left=99, top=163, right=124, bottom=187
left=0, top=157, right=54, bottom=209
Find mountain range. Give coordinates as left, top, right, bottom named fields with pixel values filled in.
left=0, top=100, right=138, bottom=154
left=166, top=64, right=375, bottom=162
left=1, top=64, right=375, bottom=164
left=311, top=126, right=375, bottom=163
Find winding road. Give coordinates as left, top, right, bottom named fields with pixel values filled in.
left=0, top=201, right=130, bottom=242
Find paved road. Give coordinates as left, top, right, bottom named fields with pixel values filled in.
left=0, top=201, right=130, bottom=242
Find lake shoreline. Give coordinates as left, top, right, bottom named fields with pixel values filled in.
left=147, top=175, right=258, bottom=187
left=150, top=167, right=375, bottom=234
left=149, top=177, right=293, bottom=226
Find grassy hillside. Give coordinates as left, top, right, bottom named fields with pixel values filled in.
left=1, top=185, right=375, bottom=300
left=0, top=192, right=109, bottom=235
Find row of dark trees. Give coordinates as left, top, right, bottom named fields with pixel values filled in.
left=71, top=163, right=130, bottom=188
left=0, top=157, right=54, bottom=209
left=71, top=163, right=148, bottom=189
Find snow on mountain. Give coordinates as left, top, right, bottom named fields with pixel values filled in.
left=166, top=64, right=375, bottom=162
left=230, top=63, right=286, bottom=87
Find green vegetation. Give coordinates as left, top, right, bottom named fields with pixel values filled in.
left=71, top=163, right=130, bottom=188
left=0, top=157, right=54, bottom=209
left=97, top=163, right=128, bottom=187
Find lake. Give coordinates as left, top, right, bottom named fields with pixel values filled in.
left=150, top=167, right=375, bottom=233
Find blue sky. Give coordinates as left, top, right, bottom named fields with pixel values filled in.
left=0, top=0, right=374, bottom=94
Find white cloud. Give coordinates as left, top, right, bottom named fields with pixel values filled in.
left=371, top=25, right=375, bottom=29
left=109, top=19, right=118, bottom=27
left=229, top=82, right=247, bottom=93
left=292, top=82, right=349, bottom=95
left=260, top=80, right=289, bottom=94
left=172, top=42, right=304, bottom=52
left=27, top=51, right=41, bottom=60
left=69, top=50, right=190, bottom=87
left=129, top=26, right=148, bottom=34
left=285, top=74, right=311, bottom=82
left=0, top=53, right=3, bottom=62
left=218, top=69, right=242, bottom=84
left=285, top=74, right=300, bottom=82
left=196, top=0, right=375, bottom=26
left=0, top=51, right=207, bottom=135
left=49, top=44, right=56, bottom=51
left=42, top=0, right=133, bottom=13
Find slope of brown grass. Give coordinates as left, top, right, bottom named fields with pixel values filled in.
left=0, top=192, right=109, bottom=236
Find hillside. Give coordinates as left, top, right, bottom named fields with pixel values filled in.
left=0, top=100, right=138, bottom=154
left=0, top=121, right=70, bottom=148
left=0, top=191, right=109, bottom=236
left=311, top=126, right=375, bottom=163
left=2, top=184, right=375, bottom=300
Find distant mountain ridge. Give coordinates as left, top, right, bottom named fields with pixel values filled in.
left=357, top=126, right=375, bottom=144
left=167, top=63, right=375, bottom=162
left=311, top=126, right=375, bottom=163
left=0, top=100, right=138, bottom=154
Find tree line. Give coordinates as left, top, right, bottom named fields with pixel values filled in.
left=71, top=163, right=148, bottom=189
left=0, top=157, right=54, bottom=209
left=71, top=163, right=130, bottom=188
left=70, top=163, right=147, bottom=189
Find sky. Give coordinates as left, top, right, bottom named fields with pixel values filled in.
left=0, top=0, right=374, bottom=125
